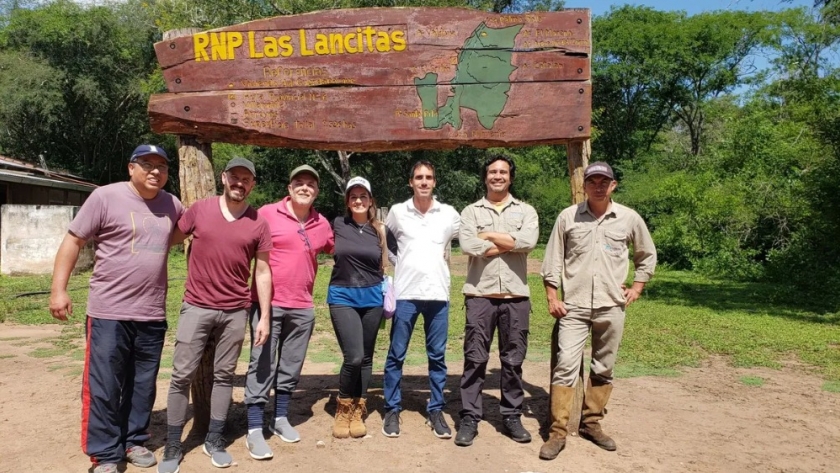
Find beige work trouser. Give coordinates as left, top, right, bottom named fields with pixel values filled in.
left=551, top=304, right=625, bottom=387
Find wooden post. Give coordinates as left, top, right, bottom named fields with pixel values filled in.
left=163, top=28, right=219, bottom=436
left=554, top=139, right=590, bottom=434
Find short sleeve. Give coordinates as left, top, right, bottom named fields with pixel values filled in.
left=67, top=188, right=105, bottom=240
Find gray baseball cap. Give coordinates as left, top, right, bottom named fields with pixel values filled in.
left=224, top=157, right=256, bottom=177
left=584, top=161, right=615, bottom=180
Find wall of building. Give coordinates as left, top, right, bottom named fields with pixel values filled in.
left=1, top=205, right=94, bottom=275
left=6, top=182, right=89, bottom=206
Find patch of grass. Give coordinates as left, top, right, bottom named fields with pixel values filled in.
left=822, top=381, right=840, bottom=393
left=0, top=336, right=27, bottom=342
left=740, top=376, right=765, bottom=387
left=0, top=272, right=91, bottom=324
left=0, top=354, right=16, bottom=360
left=615, top=363, right=682, bottom=378
left=29, top=346, right=67, bottom=358
left=6, top=250, right=840, bottom=384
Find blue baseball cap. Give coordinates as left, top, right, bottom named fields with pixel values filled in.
left=130, top=144, right=169, bottom=162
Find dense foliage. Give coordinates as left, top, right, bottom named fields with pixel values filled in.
left=0, top=0, right=838, bottom=293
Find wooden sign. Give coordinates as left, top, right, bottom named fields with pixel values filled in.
left=149, top=8, right=591, bottom=151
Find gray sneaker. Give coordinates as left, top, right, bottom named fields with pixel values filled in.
left=157, top=442, right=183, bottom=473
left=245, top=430, right=274, bottom=460
left=203, top=434, right=233, bottom=468
left=93, top=464, right=118, bottom=473
left=126, top=445, right=157, bottom=468
left=270, top=417, right=300, bottom=443
left=381, top=410, right=400, bottom=438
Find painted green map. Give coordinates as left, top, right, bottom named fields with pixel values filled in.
left=414, top=22, right=523, bottom=130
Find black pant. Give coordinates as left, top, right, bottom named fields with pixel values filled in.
left=82, top=316, right=167, bottom=464
left=329, top=305, right=383, bottom=398
left=459, top=297, right=530, bottom=420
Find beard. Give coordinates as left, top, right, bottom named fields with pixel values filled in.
left=225, top=186, right=247, bottom=202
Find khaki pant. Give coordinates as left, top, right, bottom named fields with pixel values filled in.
left=552, top=304, right=625, bottom=387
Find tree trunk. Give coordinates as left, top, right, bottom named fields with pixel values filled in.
left=164, top=28, right=219, bottom=436
left=557, top=139, right=590, bottom=435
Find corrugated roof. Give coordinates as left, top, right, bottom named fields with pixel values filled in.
left=0, top=155, right=97, bottom=192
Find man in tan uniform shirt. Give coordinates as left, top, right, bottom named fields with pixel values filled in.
left=456, top=155, right=539, bottom=447
left=539, top=161, right=656, bottom=460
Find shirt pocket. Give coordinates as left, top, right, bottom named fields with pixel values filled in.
left=504, top=212, right=525, bottom=232
left=476, top=214, right=495, bottom=233
left=603, top=230, right=628, bottom=257
left=566, top=227, right=593, bottom=255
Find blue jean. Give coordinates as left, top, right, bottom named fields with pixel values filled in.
left=383, top=299, right=449, bottom=413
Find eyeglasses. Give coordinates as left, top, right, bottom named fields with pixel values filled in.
left=133, top=161, right=169, bottom=173
left=297, top=228, right=312, bottom=251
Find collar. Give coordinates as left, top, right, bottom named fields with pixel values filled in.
left=406, top=196, right=441, bottom=213
left=277, top=195, right=314, bottom=223
left=579, top=199, right=617, bottom=218
left=478, top=194, right=520, bottom=209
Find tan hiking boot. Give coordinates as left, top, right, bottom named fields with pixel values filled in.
left=539, top=385, right=575, bottom=460
left=333, top=397, right=353, bottom=439
left=349, top=398, right=367, bottom=438
left=579, top=380, right=617, bottom=451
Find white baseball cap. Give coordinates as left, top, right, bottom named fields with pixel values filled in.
left=345, top=176, right=372, bottom=196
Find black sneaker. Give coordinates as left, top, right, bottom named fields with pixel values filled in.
left=454, top=416, right=478, bottom=447
left=426, top=410, right=452, bottom=439
left=157, top=441, right=183, bottom=473
left=502, top=415, right=532, bottom=443
left=381, top=410, right=401, bottom=437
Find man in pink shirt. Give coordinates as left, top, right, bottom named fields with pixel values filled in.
left=158, top=157, right=273, bottom=472
left=244, top=164, right=334, bottom=459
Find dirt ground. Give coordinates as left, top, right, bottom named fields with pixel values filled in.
left=1, top=325, right=839, bottom=473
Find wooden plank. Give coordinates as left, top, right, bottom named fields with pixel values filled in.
left=148, top=81, right=591, bottom=151
left=161, top=51, right=590, bottom=93
left=154, top=8, right=591, bottom=93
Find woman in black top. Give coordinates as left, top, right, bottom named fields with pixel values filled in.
left=327, top=176, right=397, bottom=438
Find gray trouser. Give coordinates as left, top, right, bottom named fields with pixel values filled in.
left=244, top=304, right=315, bottom=405
left=167, top=302, right=247, bottom=427
left=552, top=304, right=626, bottom=387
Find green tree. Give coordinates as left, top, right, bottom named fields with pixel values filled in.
left=591, top=6, right=685, bottom=164
left=0, top=0, right=162, bottom=184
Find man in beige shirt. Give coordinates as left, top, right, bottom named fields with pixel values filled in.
left=455, top=155, right=539, bottom=447
left=538, top=161, right=656, bottom=460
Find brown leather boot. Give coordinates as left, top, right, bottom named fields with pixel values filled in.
left=579, top=380, right=617, bottom=451
left=333, top=397, right=353, bottom=439
left=349, top=398, right=367, bottom=438
left=539, top=385, right=575, bottom=460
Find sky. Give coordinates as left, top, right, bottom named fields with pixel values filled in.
left=572, top=0, right=836, bottom=91
left=576, top=0, right=817, bottom=16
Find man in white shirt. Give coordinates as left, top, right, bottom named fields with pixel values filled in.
left=381, top=160, right=460, bottom=440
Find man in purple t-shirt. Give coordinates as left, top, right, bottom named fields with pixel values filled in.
left=50, top=144, right=183, bottom=473
left=158, top=157, right=272, bottom=472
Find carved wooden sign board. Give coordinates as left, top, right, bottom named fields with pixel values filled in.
left=149, top=8, right=591, bottom=151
